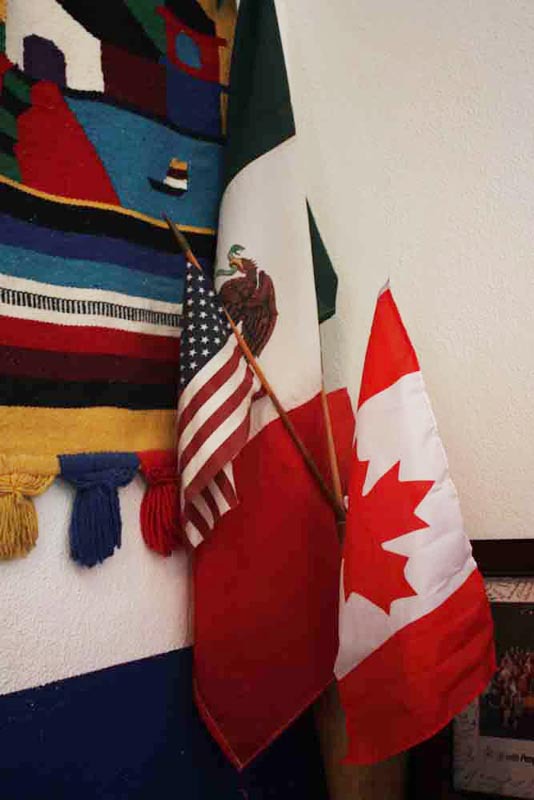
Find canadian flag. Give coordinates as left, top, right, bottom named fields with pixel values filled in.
left=336, top=284, right=495, bottom=764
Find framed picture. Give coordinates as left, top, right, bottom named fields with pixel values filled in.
left=409, top=540, right=534, bottom=800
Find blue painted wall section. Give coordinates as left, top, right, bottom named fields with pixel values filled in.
left=0, top=648, right=329, bottom=800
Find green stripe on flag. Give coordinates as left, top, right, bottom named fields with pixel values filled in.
left=224, top=0, right=338, bottom=320
left=224, top=0, right=295, bottom=188
left=307, top=203, right=338, bottom=324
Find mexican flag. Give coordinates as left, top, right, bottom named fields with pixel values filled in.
left=193, top=0, right=354, bottom=770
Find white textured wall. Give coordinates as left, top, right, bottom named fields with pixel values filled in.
left=0, top=479, right=191, bottom=694
left=285, top=0, right=534, bottom=542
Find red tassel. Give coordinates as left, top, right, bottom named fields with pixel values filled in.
left=138, top=450, right=183, bottom=556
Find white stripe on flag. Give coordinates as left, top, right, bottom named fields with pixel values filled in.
left=179, top=336, right=238, bottom=411
left=209, top=475, right=232, bottom=516
left=185, top=521, right=204, bottom=548
left=180, top=378, right=256, bottom=493
left=192, top=493, right=215, bottom=529
left=179, top=344, right=247, bottom=454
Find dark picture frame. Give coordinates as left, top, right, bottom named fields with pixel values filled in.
left=408, top=540, right=534, bottom=800
left=470, top=540, right=534, bottom=579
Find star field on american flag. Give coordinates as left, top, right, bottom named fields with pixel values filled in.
left=180, top=265, right=232, bottom=388
left=177, top=261, right=260, bottom=548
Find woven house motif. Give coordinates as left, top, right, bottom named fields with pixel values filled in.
left=6, top=0, right=227, bottom=138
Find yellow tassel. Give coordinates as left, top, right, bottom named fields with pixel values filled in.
left=0, top=456, right=59, bottom=560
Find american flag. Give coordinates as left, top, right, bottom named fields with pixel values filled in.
left=178, top=262, right=259, bottom=547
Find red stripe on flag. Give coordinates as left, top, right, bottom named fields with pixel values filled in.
left=338, top=569, right=495, bottom=764
left=179, top=367, right=254, bottom=474
left=177, top=343, right=242, bottom=439
left=214, top=469, right=235, bottom=507
left=358, top=288, right=419, bottom=408
left=185, top=501, right=212, bottom=541
left=0, top=315, right=180, bottom=361
left=184, top=414, right=250, bottom=505
left=201, top=486, right=221, bottom=524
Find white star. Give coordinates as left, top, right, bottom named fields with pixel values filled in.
left=189, top=337, right=196, bottom=344
left=199, top=287, right=205, bottom=294
left=186, top=272, right=193, bottom=281
left=200, top=311, right=207, bottom=318
left=200, top=323, right=208, bottom=331
left=187, top=298, right=193, bottom=305
left=208, top=290, right=215, bottom=297
left=199, top=299, right=206, bottom=306
left=187, top=323, right=195, bottom=331
left=187, top=311, right=194, bottom=318
left=190, top=361, right=197, bottom=370
left=214, top=337, right=221, bottom=344
left=201, top=336, right=208, bottom=343
left=198, top=275, right=204, bottom=282
left=202, top=349, right=209, bottom=356
left=190, top=348, right=196, bottom=356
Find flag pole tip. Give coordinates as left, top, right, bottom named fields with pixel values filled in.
left=163, top=214, right=191, bottom=256
left=378, top=278, right=391, bottom=297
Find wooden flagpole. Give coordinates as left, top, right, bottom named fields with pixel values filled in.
left=164, top=215, right=346, bottom=523
left=165, top=219, right=378, bottom=800
left=320, top=382, right=346, bottom=543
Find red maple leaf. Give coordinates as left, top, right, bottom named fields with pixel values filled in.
left=344, top=459, right=434, bottom=614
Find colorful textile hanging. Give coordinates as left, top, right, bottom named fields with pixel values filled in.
left=0, top=0, right=236, bottom=562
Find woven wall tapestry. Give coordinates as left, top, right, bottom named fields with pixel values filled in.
left=0, top=0, right=235, bottom=564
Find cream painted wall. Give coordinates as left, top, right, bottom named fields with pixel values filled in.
left=284, top=0, right=534, bottom=542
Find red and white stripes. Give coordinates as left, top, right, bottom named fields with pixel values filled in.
left=178, top=335, right=259, bottom=546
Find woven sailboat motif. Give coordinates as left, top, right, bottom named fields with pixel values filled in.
left=0, top=0, right=235, bottom=563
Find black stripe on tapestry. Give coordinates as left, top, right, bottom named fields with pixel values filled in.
left=0, top=181, right=216, bottom=259
left=0, top=287, right=182, bottom=328
left=0, top=375, right=178, bottom=410
left=165, top=0, right=216, bottom=35
left=55, top=0, right=162, bottom=61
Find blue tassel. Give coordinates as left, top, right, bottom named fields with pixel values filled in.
left=59, top=453, right=140, bottom=568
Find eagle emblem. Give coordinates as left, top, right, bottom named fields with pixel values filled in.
left=215, top=245, right=278, bottom=357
